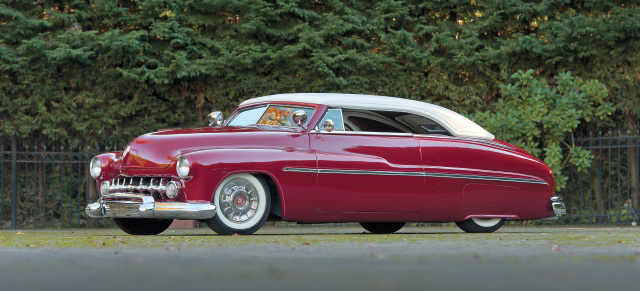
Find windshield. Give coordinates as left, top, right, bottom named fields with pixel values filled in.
left=226, top=106, right=268, bottom=126
left=227, top=105, right=315, bottom=128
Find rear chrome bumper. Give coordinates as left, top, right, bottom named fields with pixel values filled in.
left=551, top=196, right=566, bottom=216
left=85, top=193, right=216, bottom=220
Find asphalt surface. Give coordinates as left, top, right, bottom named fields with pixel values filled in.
left=1, top=226, right=639, bottom=291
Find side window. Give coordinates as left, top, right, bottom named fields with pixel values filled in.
left=342, top=110, right=408, bottom=133
left=420, top=124, right=449, bottom=135
left=395, top=114, right=451, bottom=135
left=346, top=116, right=404, bottom=133
left=339, top=109, right=451, bottom=135
left=318, top=109, right=345, bottom=131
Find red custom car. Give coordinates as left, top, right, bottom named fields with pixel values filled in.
left=86, top=93, right=566, bottom=235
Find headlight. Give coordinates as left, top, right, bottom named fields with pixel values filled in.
left=177, top=156, right=190, bottom=178
left=100, top=181, right=110, bottom=196
left=90, top=157, right=102, bottom=178
left=166, top=181, right=181, bottom=199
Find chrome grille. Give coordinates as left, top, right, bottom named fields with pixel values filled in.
left=106, top=177, right=171, bottom=195
left=104, top=201, right=142, bottom=217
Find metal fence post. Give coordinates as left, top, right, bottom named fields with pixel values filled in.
left=11, top=135, right=17, bottom=229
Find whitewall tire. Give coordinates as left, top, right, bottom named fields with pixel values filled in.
left=205, top=173, right=271, bottom=235
left=456, top=218, right=505, bottom=233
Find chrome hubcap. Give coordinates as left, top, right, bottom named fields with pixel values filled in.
left=219, top=178, right=259, bottom=223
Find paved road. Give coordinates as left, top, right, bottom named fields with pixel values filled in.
left=1, top=226, right=639, bottom=291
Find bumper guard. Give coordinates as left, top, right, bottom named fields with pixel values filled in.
left=551, top=196, right=566, bottom=216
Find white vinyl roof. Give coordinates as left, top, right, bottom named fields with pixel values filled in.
left=240, top=93, right=494, bottom=140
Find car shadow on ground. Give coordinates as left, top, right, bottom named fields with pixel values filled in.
left=86, top=230, right=554, bottom=237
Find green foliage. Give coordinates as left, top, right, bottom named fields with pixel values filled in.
left=0, top=0, right=638, bottom=147
left=472, top=69, right=615, bottom=190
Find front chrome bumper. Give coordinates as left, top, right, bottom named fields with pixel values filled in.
left=551, top=196, right=566, bottom=216
left=85, top=193, right=216, bottom=220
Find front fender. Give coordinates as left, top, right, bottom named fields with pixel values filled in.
left=183, top=149, right=317, bottom=220
left=93, top=152, right=122, bottom=183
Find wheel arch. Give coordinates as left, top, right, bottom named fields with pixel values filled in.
left=205, top=170, right=283, bottom=207
left=251, top=173, right=283, bottom=219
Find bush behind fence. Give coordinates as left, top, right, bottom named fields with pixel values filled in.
left=558, top=130, right=640, bottom=225
left=1, top=129, right=639, bottom=229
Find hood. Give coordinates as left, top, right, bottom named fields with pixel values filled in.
left=123, top=126, right=299, bottom=169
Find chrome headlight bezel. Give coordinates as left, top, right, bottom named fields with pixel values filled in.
left=177, top=156, right=190, bottom=178
left=90, top=157, right=102, bottom=179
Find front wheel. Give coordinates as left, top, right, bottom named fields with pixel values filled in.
left=205, top=173, right=271, bottom=235
left=455, top=218, right=505, bottom=233
left=360, top=222, right=406, bottom=234
left=114, top=218, right=173, bottom=235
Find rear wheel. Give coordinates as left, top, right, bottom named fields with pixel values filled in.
left=205, top=173, right=271, bottom=235
left=360, top=222, right=406, bottom=234
left=455, top=218, right=505, bottom=233
left=114, top=218, right=173, bottom=235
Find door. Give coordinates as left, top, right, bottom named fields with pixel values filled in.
left=311, top=133, right=424, bottom=212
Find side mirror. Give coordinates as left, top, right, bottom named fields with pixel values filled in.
left=208, top=111, right=223, bottom=127
left=323, top=119, right=334, bottom=132
left=292, top=110, right=307, bottom=130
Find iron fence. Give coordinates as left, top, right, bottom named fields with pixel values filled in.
left=557, top=128, right=640, bottom=225
left=1, top=127, right=639, bottom=229
left=0, top=136, right=124, bottom=229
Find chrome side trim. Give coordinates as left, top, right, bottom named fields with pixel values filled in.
left=85, top=193, right=216, bottom=220
left=412, top=134, right=514, bottom=150
left=319, top=169, right=424, bottom=177
left=283, top=167, right=547, bottom=185
left=283, top=167, right=318, bottom=173
left=423, top=172, right=547, bottom=185
left=309, top=131, right=413, bottom=137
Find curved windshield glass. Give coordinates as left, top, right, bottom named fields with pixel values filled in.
left=227, top=105, right=315, bottom=128
left=226, top=106, right=268, bottom=126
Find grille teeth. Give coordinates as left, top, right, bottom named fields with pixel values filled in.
left=107, top=177, right=169, bottom=195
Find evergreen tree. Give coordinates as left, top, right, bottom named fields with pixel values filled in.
left=1, top=0, right=639, bottom=152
